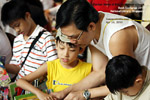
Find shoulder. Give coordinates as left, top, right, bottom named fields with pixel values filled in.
left=41, top=30, right=54, bottom=39
left=37, top=26, right=54, bottom=39
left=47, top=59, right=59, bottom=70
left=37, top=29, right=55, bottom=45
left=102, top=13, right=135, bottom=33
left=110, top=25, right=137, bottom=44
left=109, top=25, right=137, bottom=57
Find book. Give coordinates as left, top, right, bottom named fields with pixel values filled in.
left=9, top=82, right=17, bottom=100
left=9, top=82, right=24, bottom=100
left=14, top=93, right=39, bottom=100
left=9, top=82, right=52, bottom=100
left=14, top=89, right=53, bottom=100
left=0, top=61, right=11, bottom=87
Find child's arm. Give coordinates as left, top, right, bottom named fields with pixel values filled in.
left=16, top=63, right=53, bottom=100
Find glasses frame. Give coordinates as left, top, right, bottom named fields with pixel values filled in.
left=61, top=30, right=84, bottom=41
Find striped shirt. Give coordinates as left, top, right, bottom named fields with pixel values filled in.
left=10, top=25, right=57, bottom=79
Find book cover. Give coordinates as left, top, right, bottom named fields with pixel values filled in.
left=14, top=93, right=39, bottom=100
left=9, top=82, right=17, bottom=100
left=14, top=89, right=51, bottom=100
left=0, top=61, right=11, bottom=87
left=9, top=82, right=24, bottom=100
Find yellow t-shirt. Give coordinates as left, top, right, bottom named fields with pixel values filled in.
left=46, top=59, right=92, bottom=92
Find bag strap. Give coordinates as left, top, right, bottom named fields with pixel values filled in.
left=20, top=30, right=46, bottom=68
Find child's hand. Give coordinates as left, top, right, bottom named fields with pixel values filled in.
left=37, top=92, right=55, bottom=100
left=63, top=91, right=85, bottom=100
left=50, top=91, right=66, bottom=100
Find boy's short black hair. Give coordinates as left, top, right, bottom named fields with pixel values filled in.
left=2, top=0, right=48, bottom=27
left=1, top=0, right=31, bottom=26
left=56, top=37, right=77, bottom=48
left=56, top=0, right=99, bottom=31
left=105, top=55, right=142, bottom=94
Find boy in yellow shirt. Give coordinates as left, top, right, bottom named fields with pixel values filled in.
left=16, top=29, right=92, bottom=100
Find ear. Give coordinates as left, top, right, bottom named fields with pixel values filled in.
left=25, top=12, right=31, bottom=19
left=87, top=22, right=96, bottom=32
left=134, top=75, right=143, bottom=85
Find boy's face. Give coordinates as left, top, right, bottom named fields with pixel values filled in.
left=119, top=76, right=144, bottom=96
left=9, top=13, right=33, bottom=36
left=120, top=86, right=141, bottom=96
left=56, top=41, right=80, bottom=67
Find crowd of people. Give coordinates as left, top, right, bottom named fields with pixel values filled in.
left=0, top=0, right=150, bottom=100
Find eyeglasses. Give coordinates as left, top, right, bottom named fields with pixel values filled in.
left=61, top=30, right=84, bottom=41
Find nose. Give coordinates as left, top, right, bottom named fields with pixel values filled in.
left=64, top=48, right=69, bottom=57
left=14, top=27, right=20, bottom=33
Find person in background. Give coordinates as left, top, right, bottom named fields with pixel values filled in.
left=0, top=27, right=12, bottom=64
left=104, top=55, right=150, bottom=100
left=16, top=30, right=92, bottom=100
left=1, top=0, right=57, bottom=81
left=44, top=0, right=63, bottom=33
left=45, top=0, right=63, bottom=18
left=0, top=0, right=12, bottom=64
left=40, top=0, right=54, bottom=10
